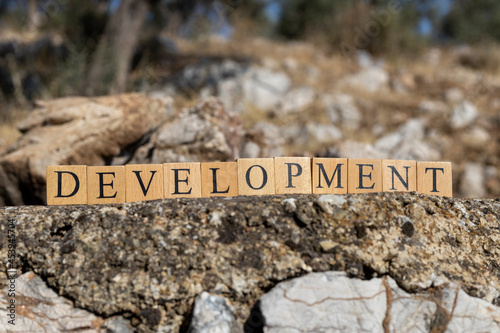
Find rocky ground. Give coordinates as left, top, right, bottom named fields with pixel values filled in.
left=1, top=192, right=499, bottom=332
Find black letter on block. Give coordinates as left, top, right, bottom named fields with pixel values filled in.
left=388, top=166, right=410, bottom=191
left=285, top=163, right=302, bottom=188
left=133, top=171, right=157, bottom=196
left=97, top=172, right=117, bottom=198
left=246, top=165, right=268, bottom=190
left=425, top=167, right=444, bottom=193
left=357, top=164, right=375, bottom=189
left=211, top=168, right=229, bottom=194
left=317, top=163, right=343, bottom=189
left=56, top=171, right=80, bottom=197
left=172, top=169, right=192, bottom=195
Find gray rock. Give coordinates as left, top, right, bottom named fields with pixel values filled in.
left=444, top=88, right=464, bottom=103
left=374, top=118, right=441, bottom=160
left=278, top=86, right=315, bottom=114
left=460, top=163, right=486, bottom=198
left=306, top=123, right=342, bottom=144
left=188, top=292, right=240, bottom=333
left=335, top=140, right=386, bottom=159
left=242, top=67, right=291, bottom=110
left=418, top=100, right=447, bottom=114
left=449, top=101, right=478, bottom=129
left=129, top=97, right=241, bottom=164
left=242, top=122, right=284, bottom=158
left=0, top=272, right=133, bottom=332
left=461, top=126, right=491, bottom=148
left=323, top=94, right=361, bottom=130
left=341, top=67, right=389, bottom=92
left=259, top=271, right=500, bottom=333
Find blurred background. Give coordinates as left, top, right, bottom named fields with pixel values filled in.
left=0, top=0, right=499, bottom=200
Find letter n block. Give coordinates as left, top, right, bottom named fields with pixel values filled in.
left=238, top=158, right=275, bottom=196
left=382, top=160, right=416, bottom=192
left=46, top=165, right=87, bottom=205
left=312, top=158, right=347, bottom=194
left=125, top=164, right=163, bottom=202
left=417, top=162, right=453, bottom=197
left=201, top=162, right=238, bottom=197
left=274, top=157, right=312, bottom=194
left=164, top=163, right=202, bottom=198
left=87, top=166, right=125, bottom=204
left=348, top=159, right=382, bottom=193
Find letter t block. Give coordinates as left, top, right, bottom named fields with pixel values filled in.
left=417, top=161, right=452, bottom=197
left=46, top=165, right=87, bottom=205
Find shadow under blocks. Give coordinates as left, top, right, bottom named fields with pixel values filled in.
left=46, top=158, right=453, bottom=205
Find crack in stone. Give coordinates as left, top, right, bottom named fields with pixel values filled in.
left=382, top=276, right=392, bottom=333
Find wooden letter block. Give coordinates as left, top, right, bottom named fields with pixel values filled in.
left=238, top=158, right=275, bottom=196
left=348, top=159, right=382, bottom=193
left=201, top=162, right=238, bottom=197
left=47, top=165, right=87, bottom=205
left=164, top=163, right=202, bottom=198
left=125, top=164, right=163, bottom=202
left=87, top=166, right=125, bottom=205
left=417, top=161, right=453, bottom=197
left=312, top=158, right=347, bottom=194
left=382, top=160, right=416, bottom=192
left=274, top=157, right=312, bottom=194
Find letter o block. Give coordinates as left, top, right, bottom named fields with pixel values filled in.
left=238, top=158, right=275, bottom=196
left=274, top=157, right=312, bottom=194
left=47, top=165, right=87, bottom=205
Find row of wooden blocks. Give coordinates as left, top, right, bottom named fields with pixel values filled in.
left=46, top=158, right=453, bottom=205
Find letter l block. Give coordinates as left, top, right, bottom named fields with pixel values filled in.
left=201, top=162, right=238, bottom=197
left=46, top=165, right=87, bottom=205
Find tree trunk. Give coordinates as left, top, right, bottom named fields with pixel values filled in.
left=85, top=0, right=150, bottom=96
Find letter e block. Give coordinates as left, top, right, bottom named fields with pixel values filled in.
left=238, top=158, right=275, bottom=196
left=417, top=162, right=452, bottom=197
left=348, top=159, right=382, bottom=193
left=87, top=166, right=125, bottom=204
left=382, top=160, right=416, bottom=192
left=274, top=157, right=312, bottom=194
left=125, top=164, right=163, bottom=202
left=312, top=158, right=347, bottom=194
left=46, top=165, right=87, bottom=205
left=201, top=162, right=238, bottom=197
left=164, top=163, right=201, bottom=198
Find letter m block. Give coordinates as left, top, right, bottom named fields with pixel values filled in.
left=47, top=165, right=87, bottom=205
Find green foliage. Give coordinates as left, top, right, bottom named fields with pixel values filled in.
left=276, top=0, right=426, bottom=56
left=442, top=0, right=500, bottom=43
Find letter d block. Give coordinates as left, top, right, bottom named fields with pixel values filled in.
left=238, top=158, right=275, bottom=196
left=164, top=163, right=202, bottom=198
left=87, top=166, right=125, bottom=204
left=125, top=164, right=163, bottom=202
left=417, top=162, right=452, bottom=197
left=348, top=159, right=382, bottom=193
left=312, top=158, right=347, bottom=194
left=46, top=165, right=87, bottom=205
left=274, top=157, right=312, bottom=194
left=201, top=162, right=238, bottom=197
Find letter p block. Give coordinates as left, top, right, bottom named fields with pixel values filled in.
left=47, top=165, right=87, bottom=205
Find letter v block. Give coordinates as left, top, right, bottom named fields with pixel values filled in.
left=417, top=161, right=452, bottom=197
left=238, top=158, right=275, bottom=196
left=274, top=157, right=312, bottom=194
left=382, top=160, right=416, bottom=192
left=87, top=166, right=125, bottom=204
left=47, top=165, right=87, bottom=205
left=201, top=162, right=238, bottom=197
left=125, top=164, right=163, bottom=202
left=312, top=158, right=347, bottom=194
left=164, top=163, right=202, bottom=198
left=348, top=159, right=382, bottom=193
